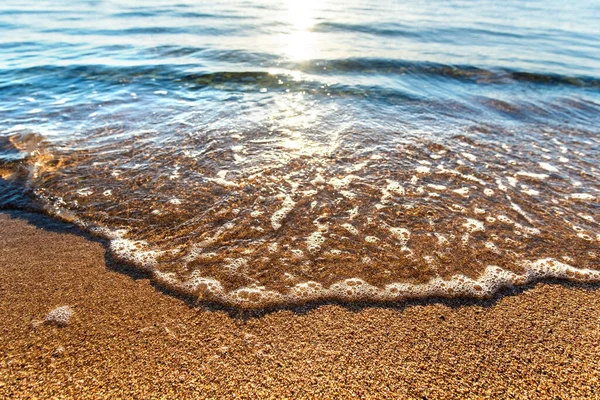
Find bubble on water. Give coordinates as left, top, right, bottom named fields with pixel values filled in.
left=342, top=223, right=359, bottom=235
left=382, top=180, right=405, bottom=197
left=462, top=152, right=477, bottom=162
left=77, top=188, right=93, bottom=197
left=329, top=175, right=359, bottom=190
left=453, top=187, right=470, bottom=197
left=497, top=215, right=513, bottom=224
left=435, top=233, right=449, bottom=245
left=539, top=162, right=559, bottom=172
left=521, top=187, right=540, bottom=196
left=225, top=258, right=248, bottom=272
left=389, top=227, right=411, bottom=246
left=110, top=238, right=161, bottom=270
left=495, top=178, right=507, bottom=191
left=271, top=195, right=295, bottom=230
left=463, top=218, right=485, bottom=233
left=577, top=233, right=592, bottom=241
left=506, top=176, right=518, bottom=186
left=427, top=184, right=447, bottom=191
left=485, top=241, right=500, bottom=253
left=291, top=249, right=304, bottom=258
left=516, top=171, right=548, bottom=180
left=307, top=231, right=326, bottom=253
left=206, top=177, right=237, bottom=187
left=571, top=193, right=595, bottom=200
left=340, top=190, right=356, bottom=199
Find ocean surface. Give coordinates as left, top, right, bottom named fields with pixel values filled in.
left=1, top=0, right=599, bottom=308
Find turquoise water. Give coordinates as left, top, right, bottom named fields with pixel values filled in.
left=1, top=0, right=599, bottom=307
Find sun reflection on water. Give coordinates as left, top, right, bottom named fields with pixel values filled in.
left=284, top=0, right=319, bottom=61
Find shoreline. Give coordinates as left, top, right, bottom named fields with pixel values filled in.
left=1, top=210, right=599, bottom=398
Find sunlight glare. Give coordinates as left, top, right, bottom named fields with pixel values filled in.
left=284, top=0, right=319, bottom=60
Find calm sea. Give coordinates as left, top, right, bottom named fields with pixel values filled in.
left=1, top=0, right=599, bottom=307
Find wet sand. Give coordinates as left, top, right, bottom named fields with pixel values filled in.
left=1, top=210, right=599, bottom=399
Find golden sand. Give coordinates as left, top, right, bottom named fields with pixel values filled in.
left=1, top=210, right=599, bottom=399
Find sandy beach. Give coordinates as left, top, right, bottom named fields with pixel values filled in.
left=1, top=210, right=599, bottom=399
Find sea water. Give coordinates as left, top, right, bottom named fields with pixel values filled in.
left=1, top=0, right=599, bottom=307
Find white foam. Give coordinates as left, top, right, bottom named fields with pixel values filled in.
left=539, top=162, right=559, bottom=172
left=329, top=175, right=360, bottom=190
left=462, top=152, right=477, bottom=162
left=340, top=190, right=356, bottom=199
left=381, top=181, right=405, bottom=203
left=291, top=249, right=304, bottom=258
left=464, top=174, right=487, bottom=185
left=571, top=193, right=595, bottom=200
left=167, top=255, right=600, bottom=307
left=516, top=171, right=548, bottom=180
left=521, top=187, right=540, bottom=196
left=206, top=177, right=237, bottom=187
left=496, top=178, right=507, bottom=192
left=463, top=218, right=485, bottom=233
left=453, top=187, right=470, bottom=197
left=389, top=227, right=411, bottom=246
left=224, top=258, right=248, bottom=272
left=76, top=188, right=93, bottom=197
left=110, top=238, right=161, bottom=271
left=348, top=206, right=359, bottom=219
left=435, top=233, right=449, bottom=245
left=342, top=223, right=359, bottom=235
left=306, top=231, right=326, bottom=253
left=416, top=166, right=431, bottom=174
left=485, top=241, right=500, bottom=254
left=497, top=215, right=513, bottom=224
left=310, top=174, right=326, bottom=185
left=271, top=195, right=295, bottom=230
left=427, top=184, right=447, bottom=191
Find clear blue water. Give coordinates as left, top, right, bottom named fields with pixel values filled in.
left=1, top=0, right=599, bottom=307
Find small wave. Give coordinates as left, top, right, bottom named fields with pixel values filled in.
left=300, top=58, right=600, bottom=88
left=2, top=59, right=598, bottom=92
left=312, top=22, right=524, bottom=41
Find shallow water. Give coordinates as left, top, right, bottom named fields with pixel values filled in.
left=1, top=0, right=599, bottom=307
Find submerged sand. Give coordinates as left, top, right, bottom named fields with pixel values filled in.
left=1, top=210, right=599, bottom=399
